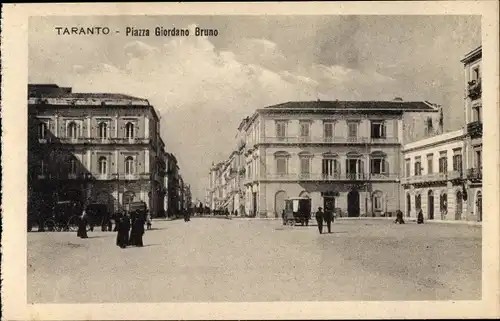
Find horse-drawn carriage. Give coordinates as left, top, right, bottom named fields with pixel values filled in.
left=28, top=200, right=113, bottom=232
left=282, top=197, right=312, bottom=226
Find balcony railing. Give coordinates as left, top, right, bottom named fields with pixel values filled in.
left=261, top=136, right=399, bottom=144
left=447, top=170, right=463, bottom=180
left=467, top=168, right=482, bottom=180
left=47, top=137, right=151, bottom=145
left=467, top=121, right=482, bottom=138
left=400, top=172, right=448, bottom=184
left=263, top=172, right=398, bottom=181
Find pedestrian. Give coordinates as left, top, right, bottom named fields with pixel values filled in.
left=77, top=208, right=88, bottom=239
left=417, top=209, right=424, bottom=224
left=146, top=212, right=152, bottom=230
left=113, top=212, right=121, bottom=232
left=394, top=210, right=405, bottom=224
left=315, top=207, right=324, bottom=234
left=323, top=209, right=333, bottom=233
left=234, top=209, right=238, bottom=217
left=129, top=211, right=138, bottom=246
left=116, top=212, right=131, bottom=248
left=282, top=209, right=286, bottom=225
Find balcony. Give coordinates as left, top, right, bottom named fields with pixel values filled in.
left=447, top=170, right=463, bottom=181
left=400, top=172, right=448, bottom=185
left=467, top=79, right=481, bottom=100
left=263, top=172, right=398, bottom=182
left=261, top=136, right=399, bottom=145
left=467, top=121, right=482, bottom=139
left=467, top=168, right=482, bottom=181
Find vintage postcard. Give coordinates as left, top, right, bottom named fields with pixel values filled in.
left=1, top=2, right=499, bottom=320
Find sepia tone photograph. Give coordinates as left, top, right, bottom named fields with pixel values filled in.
left=1, top=2, right=499, bottom=320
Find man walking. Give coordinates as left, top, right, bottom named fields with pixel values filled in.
left=315, top=207, right=324, bottom=234
left=323, top=209, right=333, bottom=233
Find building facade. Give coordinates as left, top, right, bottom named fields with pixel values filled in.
left=461, top=46, right=483, bottom=222
left=208, top=100, right=439, bottom=218
left=165, top=152, right=181, bottom=218
left=401, top=129, right=468, bottom=221
left=28, top=84, right=166, bottom=218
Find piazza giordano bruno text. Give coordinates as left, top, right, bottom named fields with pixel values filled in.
left=54, top=26, right=219, bottom=37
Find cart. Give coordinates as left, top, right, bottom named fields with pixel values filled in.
left=283, top=197, right=312, bottom=226
left=43, top=200, right=83, bottom=232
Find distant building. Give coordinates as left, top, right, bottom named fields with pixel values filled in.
left=165, top=152, right=181, bottom=218
left=28, top=84, right=165, bottom=217
left=401, top=129, right=467, bottom=221
left=208, top=99, right=439, bottom=218
left=461, top=45, right=482, bottom=222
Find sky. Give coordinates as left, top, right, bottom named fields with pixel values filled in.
left=28, top=15, right=481, bottom=201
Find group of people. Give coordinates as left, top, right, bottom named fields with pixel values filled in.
left=75, top=208, right=149, bottom=248
left=394, top=209, right=425, bottom=224
left=116, top=211, right=147, bottom=248
left=314, top=207, right=335, bottom=234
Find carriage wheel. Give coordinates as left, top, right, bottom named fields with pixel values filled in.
left=67, top=216, right=79, bottom=232
left=44, top=219, right=56, bottom=232
left=287, top=219, right=294, bottom=226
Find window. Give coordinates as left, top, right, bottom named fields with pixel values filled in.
left=99, top=122, right=108, bottom=139
left=348, top=122, right=358, bottom=138
left=440, top=193, right=448, bottom=212
left=125, top=122, right=135, bottom=139
left=67, top=122, right=78, bottom=139
left=370, top=121, right=386, bottom=139
left=300, top=158, right=310, bottom=175
left=276, top=121, right=287, bottom=138
left=427, top=154, right=434, bottom=174
left=473, top=67, right=480, bottom=81
left=99, top=157, right=107, bottom=175
left=373, top=194, right=382, bottom=210
left=370, top=158, right=387, bottom=174
left=276, top=157, right=287, bottom=175
left=453, top=153, right=462, bottom=172
left=38, top=122, right=47, bottom=139
left=69, top=159, right=77, bottom=175
left=472, top=105, right=481, bottom=122
left=438, top=152, right=447, bottom=173
left=414, top=158, right=422, bottom=176
left=299, top=121, right=310, bottom=138
left=405, top=159, right=411, bottom=177
left=475, top=150, right=482, bottom=169
left=324, top=122, right=334, bottom=140
left=125, top=156, right=134, bottom=175
left=322, top=159, right=339, bottom=176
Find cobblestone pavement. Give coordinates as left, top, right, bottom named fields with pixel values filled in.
left=28, top=218, right=481, bottom=303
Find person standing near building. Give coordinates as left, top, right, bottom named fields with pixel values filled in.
left=315, top=207, right=324, bottom=234
left=323, top=209, right=333, bottom=233
left=116, top=212, right=131, bottom=249
left=417, top=209, right=424, bottom=224
left=77, top=208, right=88, bottom=239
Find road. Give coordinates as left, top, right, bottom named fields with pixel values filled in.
left=28, top=218, right=481, bottom=303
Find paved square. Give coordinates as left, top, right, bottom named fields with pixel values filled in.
left=28, top=218, right=481, bottom=303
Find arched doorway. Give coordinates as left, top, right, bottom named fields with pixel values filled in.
left=440, top=192, right=448, bottom=220
left=428, top=190, right=434, bottom=220
left=455, top=190, right=463, bottom=220
left=347, top=189, right=360, bottom=217
left=476, top=191, right=482, bottom=222
left=415, top=193, right=422, bottom=212
left=406, top=193, right=411, bottom=217
left=274, top=191, right=287, bottom=218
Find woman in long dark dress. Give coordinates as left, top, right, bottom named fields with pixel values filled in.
left=129, top=211, right=138, bottom=246
left=116, top=213, right=130, bottom=248
left=77, top=209, right=89, bottom=239
left=135, top=211, right=145, bottom=247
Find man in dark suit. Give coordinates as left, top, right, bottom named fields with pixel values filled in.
left=323, top=209, right=334, bottom=233
left=315, top=207, right=324, bottom=234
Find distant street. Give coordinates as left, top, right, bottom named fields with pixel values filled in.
left=28, top=218, right=481, bottom=303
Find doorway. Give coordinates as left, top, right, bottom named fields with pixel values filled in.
left=455, top=191, right=463, bottom=220
left=406, top=193, right=411, bottom=217
left=252, top=192, right=257, bottom=217
left=347, top=190, right=360, bottom=217
left=428, top=190, right=434, bottom=220
left=476, top=191, right=482, bottom=222
left=275, top=191, right=287, bottom=218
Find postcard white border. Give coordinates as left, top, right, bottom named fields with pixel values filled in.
left=2, top=1, right=499, bottom=320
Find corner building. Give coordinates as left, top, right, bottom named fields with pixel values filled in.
left=28, top=84, right=165, bottom=217
left=240, top=100, right=439, bottom=218
left=461, top=46, right=483, bottom=222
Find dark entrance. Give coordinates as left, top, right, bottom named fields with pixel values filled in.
left=428, top=190, right=434, bottom=220
left=406, top=193, right=411, bottom=217
left=252, top=192, right=257, bottom=217
left=347, top=190, right=360, bottom=217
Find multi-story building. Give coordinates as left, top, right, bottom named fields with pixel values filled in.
left=165, top=152, right=180, bottom=218
left=28, top=84, right=166, bottom=217
left=401, top=129, right=468, bottom=221
left=209, top=100, right=439, bottom=218
left=461, top=46, right=483, bottom=222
